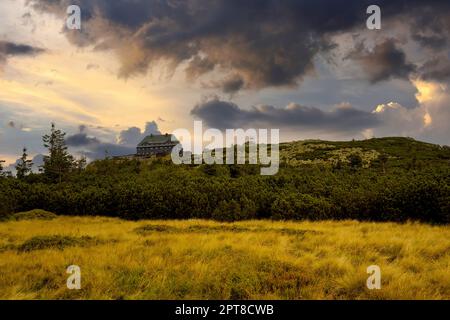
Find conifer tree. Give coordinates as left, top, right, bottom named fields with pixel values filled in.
left=0, top=160, right=12, bottom=177
left=42, top=123, right=74, bottom=182
left=75, top=155, right=87, bottom=172
left=0, top=159, right=5, bottom=177
left=15, top=147, right=33, bottom=179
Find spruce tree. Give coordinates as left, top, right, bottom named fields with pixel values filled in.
left=15, top=147, right=33, bottom=179
left=42, top=123, right=74, bottom=182
left=0, top=160, right=5, bottom=176
left=75, top=155, right=87, bottom=172
left=0, top=160, right=12, bottom=177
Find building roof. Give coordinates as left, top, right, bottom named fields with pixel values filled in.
left=138, top=134, right=179, bottom=146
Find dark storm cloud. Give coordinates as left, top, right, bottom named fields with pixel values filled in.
left=190, top=98, right=379, bottom=131
left=409, top=5, right=450, bottom=50
left=0, top=41, right=44, bottom=56
left=117, top=121, right=161, bottom=145
left=0, top=41, right=45, bottom=64
left=27, top=0, right=450, bottom=90
left=419, top=55, right=450, bottom=82
left=219, top=74, right=245, bottom=95
left=347, top=40, right=416, bottom=83
left=66, top=124, right=100, bottom=146
left=66, top=121, right=162, bottom=160
left=117, top=127, right=142, bottom=146
left=82, top=143, right=135, bottom=159
left=67, top=133, right=135, bottom=159
left=185, top=56, right=215, bottom=81
left=205, top=74, right=245, bottom=95
left=66, top=133, right=100, bottom=146
left=412, top=33, right=447, bottom=50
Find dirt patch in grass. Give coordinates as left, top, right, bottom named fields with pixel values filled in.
left=17, top=235, right=106, bottom=252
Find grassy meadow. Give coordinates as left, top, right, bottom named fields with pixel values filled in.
left=0, top=213, right=449, bottom=300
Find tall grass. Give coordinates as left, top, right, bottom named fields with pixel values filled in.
left=0, top=217, right=448, bottom=299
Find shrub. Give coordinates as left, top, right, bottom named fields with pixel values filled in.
left=271, top=193, right=332, bottom=220
left=17, top=235, right=99, bottom=252
left=9, top=209, right=57, bottom=221
left=0, top=154, right=448, bottom=224
left=212, top=198, right=256, bottom=222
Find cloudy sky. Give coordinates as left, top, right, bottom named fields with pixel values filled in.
left=1, top=0, right=449, bottom=165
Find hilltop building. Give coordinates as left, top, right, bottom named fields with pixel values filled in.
left=136, top=133, right=179, bottom=157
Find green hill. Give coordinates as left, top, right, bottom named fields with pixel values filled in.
left=280, top=137, right=450, bottom=168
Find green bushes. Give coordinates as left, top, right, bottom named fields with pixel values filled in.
left=17, top=235, right=100, bottom=252
left=271, top=193, right=332, bottom=220
left=0, top=192, right=13, bottom=219
left=212, top=197, right=257, bottom=222
left=0, top=158, right=448, bottom=224
left=0, top=179, right=20, bottom=219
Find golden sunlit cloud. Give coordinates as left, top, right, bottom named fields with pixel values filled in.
left=413, top=79, right=443, bottom=104
left=423, top=111, right=432, bottom=127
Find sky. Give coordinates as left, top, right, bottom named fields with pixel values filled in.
left=0, top=0, right=449, bottom=166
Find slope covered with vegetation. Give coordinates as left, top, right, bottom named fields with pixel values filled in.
left=1, top=137, right=449, bottom=223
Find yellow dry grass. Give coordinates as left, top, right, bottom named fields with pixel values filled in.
left=0, top=217, right=448, bottom=299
